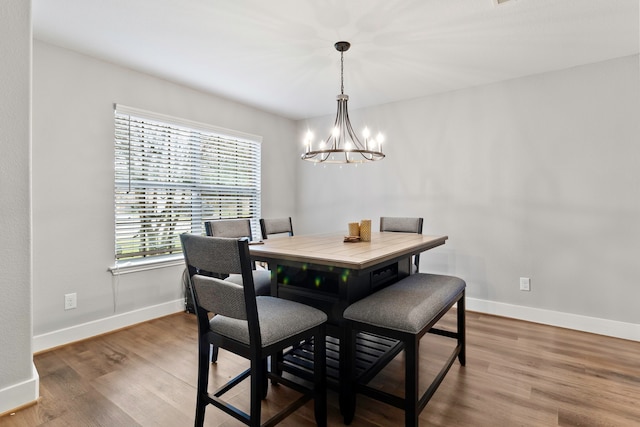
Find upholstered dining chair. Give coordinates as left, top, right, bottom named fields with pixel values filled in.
left=180, top=234, right=327, bottom=427
left=259, top=217, right=294, bottom=240
left=203, top=219, right=271, bottom=362
left=205, top=218, right=254, bottom=239
left=204, top=219, right=270, bottom=293
left=379, top=217, right=424, bottom=273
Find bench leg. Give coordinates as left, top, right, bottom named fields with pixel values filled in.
left=458, top=291, right=466, bottom=366
left=405, top=336, right=419, bottom=427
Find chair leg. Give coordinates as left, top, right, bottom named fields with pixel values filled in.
left=313, top=325, right=327, bottom=427
left=210, top=344, right=219, bottom=363
left=195, top=340, right=211, bottom=427
left=405, top=337, right=419, bottom=427
left=458, top=291, right=466, bottom=366
left=271, top=350, right=284, bottom=384
left=260, top=358, right=268, bottom=400
left=250, top=358, right=262, bottom=427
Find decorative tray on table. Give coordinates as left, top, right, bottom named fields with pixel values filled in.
left=343, top=236, right=361, bottom=243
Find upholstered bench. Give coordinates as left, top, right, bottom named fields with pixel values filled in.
left=342, top=273, right=466, bottom=426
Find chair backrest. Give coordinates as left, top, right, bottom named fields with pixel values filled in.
left=380, top=217, right=424, bottom=272
left=180, top=233, right=262, bottom=346
left=205, top=219, right=253, bottom=240
left=379, top=217, right=423, bottom=234
left=260, top=217, right=293, bottom=240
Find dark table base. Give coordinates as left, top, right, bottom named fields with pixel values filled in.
left=277, top=333, right=404, bottom=391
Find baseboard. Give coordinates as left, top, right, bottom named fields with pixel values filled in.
left=0, top=363, right=39, bottom=416
left=33, top=299, right=185, bottom=353
left=467, top=298, right=640, bottom=342
left=30, top=297, right=637, bottom=353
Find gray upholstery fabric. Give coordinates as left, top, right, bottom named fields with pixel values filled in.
left=380, top=217, right=423, bottom=272
left=204, top=220, right=272, bottom=285
left=194, top=274, right=247, bottom=320
left=380, top=217, right=422, bottom=233
left=262, top=218, right=292, bottom=236
left=225, top=269, right=272, bottom=296
left=209, top=296, right=327, bottom=347
left=181, top=234, right=243, bottom=274
left=343, top=273, right=465, bottom=334
left=206, top=219, right=252, bottom=239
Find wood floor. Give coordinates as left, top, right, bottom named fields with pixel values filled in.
left=2, top=310, right=640, bottom=426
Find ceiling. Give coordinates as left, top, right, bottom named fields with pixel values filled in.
left=32, top=0, right=639, bottom=120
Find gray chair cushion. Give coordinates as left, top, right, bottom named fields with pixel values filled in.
left=262, top=218, right=292, bottom=235
left=343, top=273, right=465, bottom=334
left=209, top=296, right=327, bottom=347
left=380, top=217, right=423, bottom=272
left=181, top=234, right=243, bottom=274
left=380, top=217, right=422, bottom=233
left=224, top=269, right=272, bottom=296
left=206, top=219, right=252, bottom=239
left=193, top=275, right=247, bottom=319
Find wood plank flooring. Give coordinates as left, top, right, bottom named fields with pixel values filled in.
left=2, top=311, right=639, bottom=426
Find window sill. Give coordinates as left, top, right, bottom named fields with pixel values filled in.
left=108, top=255, right=184, bottom=275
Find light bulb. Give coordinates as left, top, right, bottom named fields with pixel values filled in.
left=304, top=134, right=312, bottom=152
left=376, top=133, right=384, bottom=152
left=362, top=127, right=371, bottom=139
left=345, top=142, right=353, bottom=151
left=332, top=127, right=340, bottom=138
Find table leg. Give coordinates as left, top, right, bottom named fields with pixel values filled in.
left=340, top=325, right=356, bottom=423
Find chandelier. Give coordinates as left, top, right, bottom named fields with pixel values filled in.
left=301, top=41, right=385, bottom=164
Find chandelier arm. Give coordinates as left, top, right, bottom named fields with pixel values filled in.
left=342, top=108, right=366, bottom=150
left=355, top=149, right=375, bottom=161
left=325, top=99, right=343, bottom=149
left=337, top=101, right=345, bottom=149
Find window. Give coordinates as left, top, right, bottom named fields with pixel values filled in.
left=113, top=105, right=261, bottom=270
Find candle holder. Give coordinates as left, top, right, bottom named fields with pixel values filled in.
left=348, top=222, right=360, bottom=237
left=360, top=219, right=371, bottom=242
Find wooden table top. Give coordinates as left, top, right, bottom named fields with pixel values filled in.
left=249, top=232, right=448, bottom=270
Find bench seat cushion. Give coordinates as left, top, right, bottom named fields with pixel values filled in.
left=343, top=273, right=465, bottom=334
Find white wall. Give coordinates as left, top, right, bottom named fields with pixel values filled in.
left=31, top=41, right=298, bottom=350
left=27, top=40, right=640, bottom=352
left=0, top=0, right=39, bottom=414
left=296, top=56, right=640, bottom=339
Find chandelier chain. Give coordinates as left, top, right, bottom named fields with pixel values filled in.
left=340, top=51, right=344, bottom=95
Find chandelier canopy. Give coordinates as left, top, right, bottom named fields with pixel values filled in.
left=301, top=41, right=385, bottom=164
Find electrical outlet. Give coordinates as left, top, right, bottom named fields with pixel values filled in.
left=519, top=277, right=530, bottom=291
left=64, top=293, right=77, bottom=310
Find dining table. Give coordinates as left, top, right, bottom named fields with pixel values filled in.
left=249, top=231, right=448, bottom=413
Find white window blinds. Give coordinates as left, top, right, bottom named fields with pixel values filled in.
left=114, top=105, right=261, bottom=263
